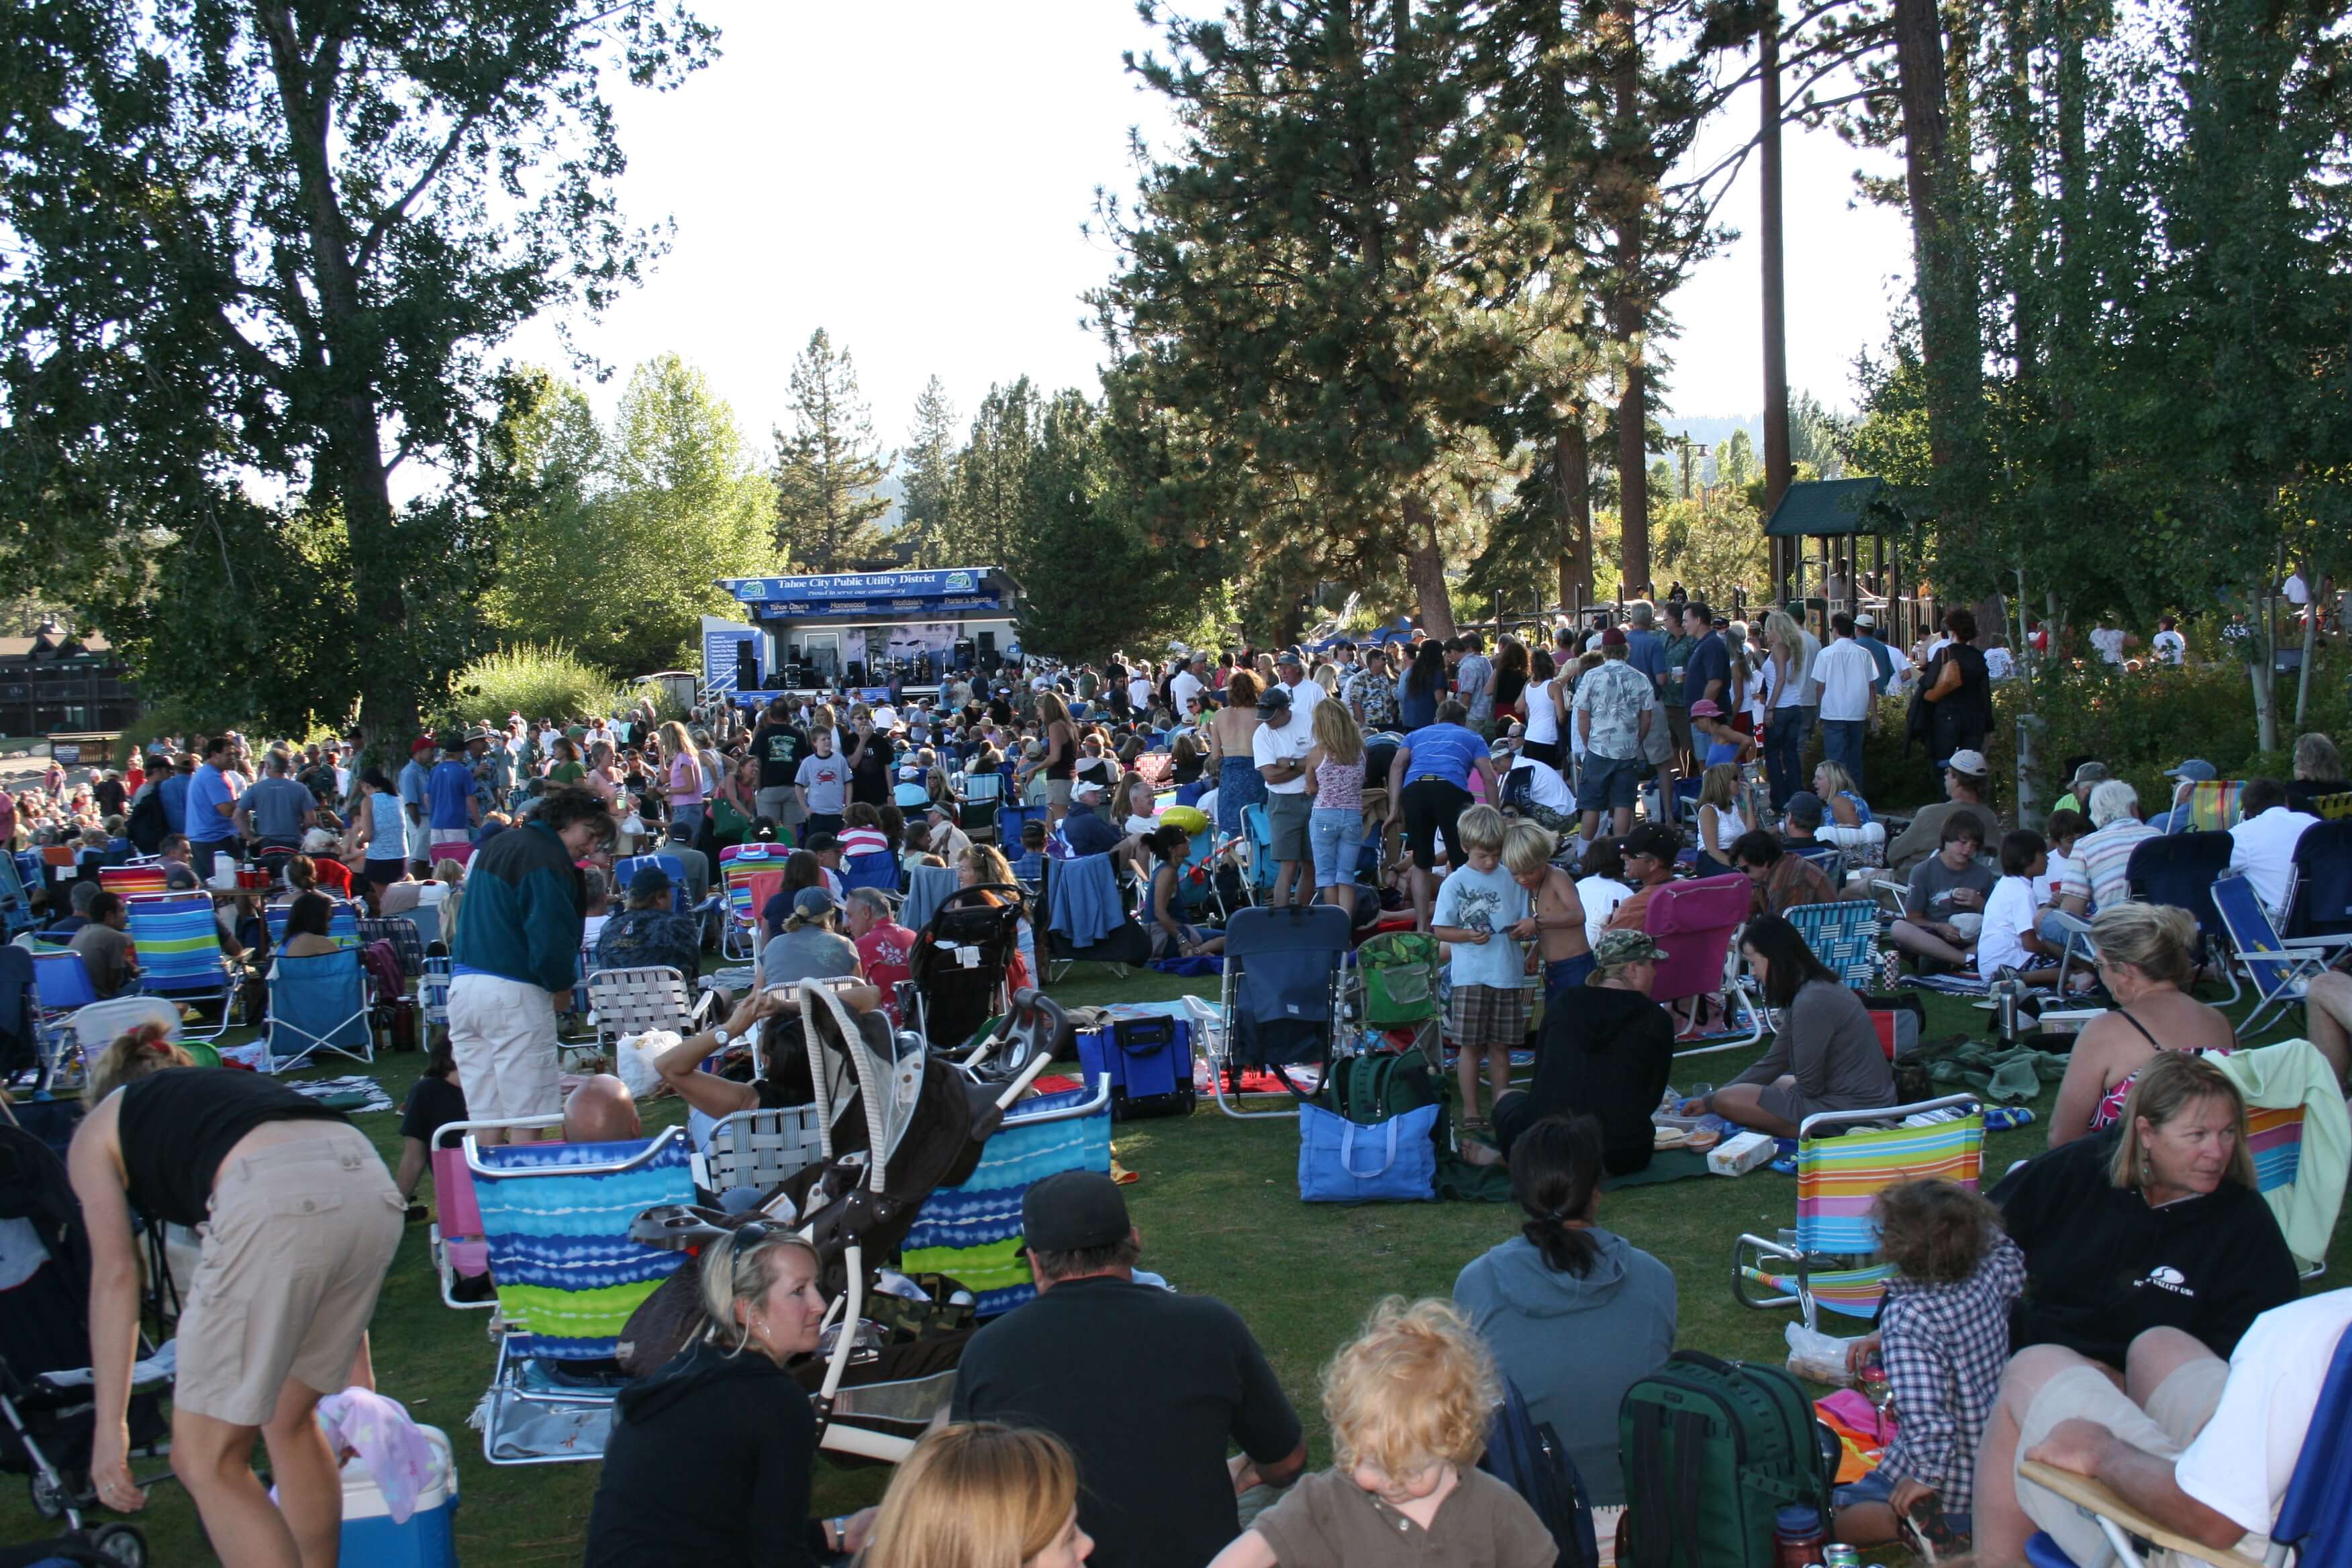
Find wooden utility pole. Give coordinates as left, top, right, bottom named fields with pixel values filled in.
left=1759, top=0, right=1794, bottom=599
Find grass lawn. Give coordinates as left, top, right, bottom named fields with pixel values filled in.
left=4, top=964, right=2343, bottom=1565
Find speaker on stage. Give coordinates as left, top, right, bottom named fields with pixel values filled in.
left=734, top=638, right=759, bottom=691
left=952, top=638, right=975, bottom=671
left=781, top=664, right=805, bottom=691
left=846, top=660, right=867, bottom=686
left=976, top=631, right=997, bottom=672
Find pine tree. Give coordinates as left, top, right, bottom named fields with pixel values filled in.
left=772, top=330, right=893, bottom=570
left=900, top=376, right=959, bottom=564
left=946, top=380, right=1042, bottom=567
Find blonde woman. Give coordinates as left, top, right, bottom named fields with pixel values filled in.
left=1303, top=700, right=1368, bottom=918
left=584, top=1225, right=877, bottom=1563
left=658, top=720, right=705, bottom=841
left=1761, top=611, right=1808, bottom=812
left=2045, top=903, right=2237, bottom=1148
left=1693, top=762, right=1747, bottom=877
left=1013, top=692, right=1079, bottom=826
left=860, top=1424, right=1091, bottom=1568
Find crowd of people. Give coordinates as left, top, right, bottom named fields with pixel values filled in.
left=30, top=586, right=2350, bottom=1568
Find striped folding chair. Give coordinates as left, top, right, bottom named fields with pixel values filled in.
left=1782, top=899, right=1881, bottom=989
left=462, top=1128, right=695, bottom=1465
left=2213, top=1040, right=2350, bottom=1279
left=264, top=947, right=374, bottom=1071
left=420, top=953, right=452, bottom=1041
left=263, top=898, right=362, bottom=951
left=900, top=1077, right=1113, bottom=1317
left=126, top=895, right=240, bottom=1041
left=1734, top=1095, right=1985, bottom=1330
left=98, top=864, right=168, bottom=901
left=2182, top=778, right=2247, bottom=833
left=586, top=966, right=715, bottom=1063
left=720, top=858, right=785, bottom=960
left=356, top=916, right=426, bottom=985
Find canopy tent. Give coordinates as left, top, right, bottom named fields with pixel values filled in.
left=1762, top=477, right=1914, bottom=538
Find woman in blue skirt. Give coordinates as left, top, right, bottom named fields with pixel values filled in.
left=1208, top=669, right=1267, bottom=838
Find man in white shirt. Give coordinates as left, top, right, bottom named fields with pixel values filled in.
left=2151, top=616, right=2188, bottom=666
left=1810, top=613, right=1879, bottom=793
left=1981, top=1289, right=2352, bottom=1568
left=1169, top=653, right=1206, bottom=718
left=1273, top=649, right=1324, bottom=716
left=1127, top=668, right=1157, bottom=716
left=2228, top=777, right=2320, bottom=918
left=2090, top=616, right=2127, bottom=665
left=1250, top=685, right=1316, bottom=909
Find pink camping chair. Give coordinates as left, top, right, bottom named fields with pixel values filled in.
left=430, top=1113, right=564, bottom=1308
left=1643, top=873, right=1765, bottom=1055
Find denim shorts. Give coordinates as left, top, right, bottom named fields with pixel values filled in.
left=1308, top=806, right=1365, bottom=889
left=1833, top=1466, right=1971, bottom=1538
left=1579, top=752, right=1641, bottom=811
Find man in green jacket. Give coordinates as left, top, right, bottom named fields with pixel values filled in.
left=448, top=787, right=616, bottom=1143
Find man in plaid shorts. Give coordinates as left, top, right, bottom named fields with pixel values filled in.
left=1430, top=803, right=1534, bottom=1132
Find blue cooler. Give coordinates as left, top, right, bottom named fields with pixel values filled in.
left=1075, top=1011, right=1194, bottom=1120
left=340, top=1424, right=459, bottom=1568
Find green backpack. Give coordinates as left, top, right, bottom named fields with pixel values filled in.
left=1356, top=932, right=1440, bottom=1026
left=1618, top=1351, right=1838, bottom=1568
left=1322, top=1052, right=1437, bottom=1126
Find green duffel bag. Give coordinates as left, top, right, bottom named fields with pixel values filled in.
left=1322, top=1051, right=1438, bottom=1126
left=1356, top=931, right=1440, bottom=1026
left=1619, top=1351, right=1838, bottom=1568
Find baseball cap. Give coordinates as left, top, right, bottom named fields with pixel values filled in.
left=1783, top=791, right=1826, bottom=830
left=628, top=863, right=673, bottom=899
left=1853, top=612, right=1876, bottom=628
left=1620, top=823, right=1678, bottom=862
left=803, top=830, right=840, bottom=854
left=1071, top=778, right=1105, bottom=799
left=2069, top=761, right=2110, bottom=789
left=411, top=737, right=436, bottom=754
left=1600, top=628, right=1628, bottom=648
left=1591, top=929, right=1668, bottom=969
left=1276, top=650, right=1304, bottom=669
left=1256, top=686, right=1291, bottom=712
left=1022, top=1170, right=1132, bottom=1253
left=2163, top=758, right=2218, bottom=783
left=791, top=885, right=842, bottom=920
left=1947, top=749, right=1990, bottom=779
left=1688, top=699, right=1723, bottom=719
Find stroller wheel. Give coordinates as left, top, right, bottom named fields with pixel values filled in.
left=89, top=1523, right=147, bottom=1567
left=28, top=1465, right=79, bottom=1519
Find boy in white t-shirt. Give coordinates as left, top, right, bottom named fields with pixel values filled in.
left=1430, top=805, right=1534, bottom=1131
left=1976, top=828, right=2070, bottom=983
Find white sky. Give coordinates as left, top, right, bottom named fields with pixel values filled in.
left=504, top=1, right=1915, bottom=459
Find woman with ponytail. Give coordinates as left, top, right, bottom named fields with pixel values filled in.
left=68, top=1022, right=403, bottom=1567
left=1451, top=1115, right=1676, bottom=1508
left=587, top=1223, right=875, bottom=1565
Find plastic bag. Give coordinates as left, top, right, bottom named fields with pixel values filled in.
left=614, top=1029, right=682, bottom=1101
left=1785, top=1320, right=1864, bottom=1387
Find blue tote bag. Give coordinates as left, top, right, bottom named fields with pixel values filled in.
left=1297, top=1100, right=1438, bottom=1204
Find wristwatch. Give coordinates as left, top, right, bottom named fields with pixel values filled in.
left=710, top=1025, right=732, bottom=1049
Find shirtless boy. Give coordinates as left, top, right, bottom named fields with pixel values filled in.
left=1502, top=821, right=1591, bottom=1005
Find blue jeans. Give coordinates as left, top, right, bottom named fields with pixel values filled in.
left=1834, top=1465, right=1969, bottom=1538
left=671, top=801, right=705, bottom=842
left=1765, top=707, right=1806, bottom=810
left=1543, top=953, right=1596, bottom=1006
left=1820, top=718, right=1867, bottom=791
left=1308, top=806, right=1365, bottom=889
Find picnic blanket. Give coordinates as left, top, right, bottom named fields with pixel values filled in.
left=281, top=1074, right=397, bottom=1116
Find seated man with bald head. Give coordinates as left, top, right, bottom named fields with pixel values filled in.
left=562, top=1073, right=642, bottom=1144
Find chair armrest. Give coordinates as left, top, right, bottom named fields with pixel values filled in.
left=2277, top=934, right=2352, bottom=950
left=2016, top=1461, right=2265, bottom=1568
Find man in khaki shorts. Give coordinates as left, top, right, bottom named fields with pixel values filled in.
left=446, top=787, right=616, bottom=1142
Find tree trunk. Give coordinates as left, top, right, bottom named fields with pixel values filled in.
left=1403, top=493, right=1457, bottom=639
left=1758, top=0, right=1793, bottom=536
left=1554, top=415, right=1595, bottom=611
left=2295, top=557, right=2318, bottom=727
left=1610, top=0, right=1651, bottom=599
left=1891, top=0, right=1981, bottom=471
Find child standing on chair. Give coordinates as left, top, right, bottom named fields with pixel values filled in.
left=1834, top=1178, right=2026, bottom=1559
left=1502, top=820, right=1589, bottom=1006
left=1209, top=1296, right=1554, bottom=1568
left=1431, top=805, right=1534, bottom=1131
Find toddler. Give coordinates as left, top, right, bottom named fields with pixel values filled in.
left=1834, top=1179, right=2025, bottom=1557
left=1431, top=805, right=1534, bottom=1130
left=1212, top=1297, right=1553, bottom=1568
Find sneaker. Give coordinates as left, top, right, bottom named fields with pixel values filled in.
left=404, top=1203, right=430, bottom=1225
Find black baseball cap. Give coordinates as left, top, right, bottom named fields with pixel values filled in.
left=1022, top=1171, right=1131, bottom=1253
left=1621, top=824, right=1679, bottom=863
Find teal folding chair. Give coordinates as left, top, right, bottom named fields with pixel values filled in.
left=2209, top=871, right=2352, bottom=1035
left=264, top=947, right=374, bottom=1070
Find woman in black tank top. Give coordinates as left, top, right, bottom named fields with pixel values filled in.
left=70, top=1026, right=402, bottom=1565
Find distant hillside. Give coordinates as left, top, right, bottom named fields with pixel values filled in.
left=1657, top=413, right=1762, bottom=485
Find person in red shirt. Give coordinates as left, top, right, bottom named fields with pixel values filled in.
left=844, top=886, right=916, bottom=1026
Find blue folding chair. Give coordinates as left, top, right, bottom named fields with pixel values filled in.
left=840, top=850, right=900, bottom=895
left=2021, top=1310, right=2352, bottom=1568
left=1207, top=903, right=1354, bottom=1119
left=1781, top=899, right=1881, bottom=988
left=2209, top=871, right=2352, bottom=1035
left=126, top=894, right=240, bottom=1041
left=614, top=854, right=690, bottom=914
left=2126, top=832, right=2241, bottom=1004
left=264, top=947, right=375, bottom=1070
left=2286, top=818, right=2352, bottom=940
left=31, top=950, right=99, bottom=1083
left=263, top=898, right=361, bottom=950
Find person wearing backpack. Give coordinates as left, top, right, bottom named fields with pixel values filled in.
left=1453, top=1115, right=1675, bottom=1510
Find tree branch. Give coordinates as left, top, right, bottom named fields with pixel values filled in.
left=356, top=109, right=483, bottom=274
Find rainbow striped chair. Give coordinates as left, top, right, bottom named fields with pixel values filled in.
left=2214, top=1040, right=2350, bottom=1279
left=900, top=1078, right=1113, bottom=1318
left=126, top=894, right=240, bottom=1040
left=1734, top=1095, right=1986, bottom=1330
left=2179, top=778, right=2247, bottom=834
left=720, top=853, right=786, bottom=960
left=464, top=1127, right=695, bottom=1465
left=97, top=864, right=168, bottom=901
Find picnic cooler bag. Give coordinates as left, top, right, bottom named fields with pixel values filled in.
left=1074, top=1012, right=1195, bottom=1120
left=1298, top=1053, right=1440, bottom=1204
left=1357, top=932, right=1441, bottom=1026
left=1618, top=1351, right=1837, bottom=1568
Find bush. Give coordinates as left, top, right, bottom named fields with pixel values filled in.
left=624, top=677, right=689, bottom=728
left=439, top=643, right=623, bottom=731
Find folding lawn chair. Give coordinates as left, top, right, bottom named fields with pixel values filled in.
left=2126, top=832, right=2240, bottom=1004
left=2310, top=789, right=2352, bottom=822
left=97, top=865, right=167, bottom=901
left=2208, top=871, right=2352, bottom=1036
left=426, top=1112, right=558, bottom=1308
left=2212, top=1040, right=2350, bottom=1279
left=901, top=1074, right=1114, bottom=1316
left=1645, top=875, right=1766, bottom=1055
left=614, top=854, right=693, bottom=915
left=2019, top=1306, right=2352, bottom=1568
left=1791, top=842, right=1847, bottom=883
left=356, top=916, right=426, bottom=985
left=420, top=952, right=452, bottom=1040
left=1207, top=903, right=1355, bottom=1118
left=2173, top=777, right=2247, bottom=834
left=586, top=966, right=716, bottom=1063
left=1042, top=853, right=1150, bottom=979
left=2285, top=818, right=2352, bottom=939
left=30, top=951, right=101, bottom=1088
left=264, top=947, right=375, bottom=1071
left=262, top=898, right=361, bottom=950
left=1733, top=1094, right=1986, bottom=1330
left=126, top=895, right=238, bottom=1042
left=840, top=850, right=899, bottom=895
left=960, top=768, right=1005, bottom=844
left=462, top=1128, right=695, bottom=1464
left=1242, top=803, right=1277, bottom=903
left=720, top=858, right=785, bottom=960
left=1782, top=899, right=1881, bottom=989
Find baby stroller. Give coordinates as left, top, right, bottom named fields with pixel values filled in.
left=0, top=1116, right=170, bottom=1567
left=626, top=981, right=1071, bottom=1463
left=905, top=885, right=1028, bottom=1064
